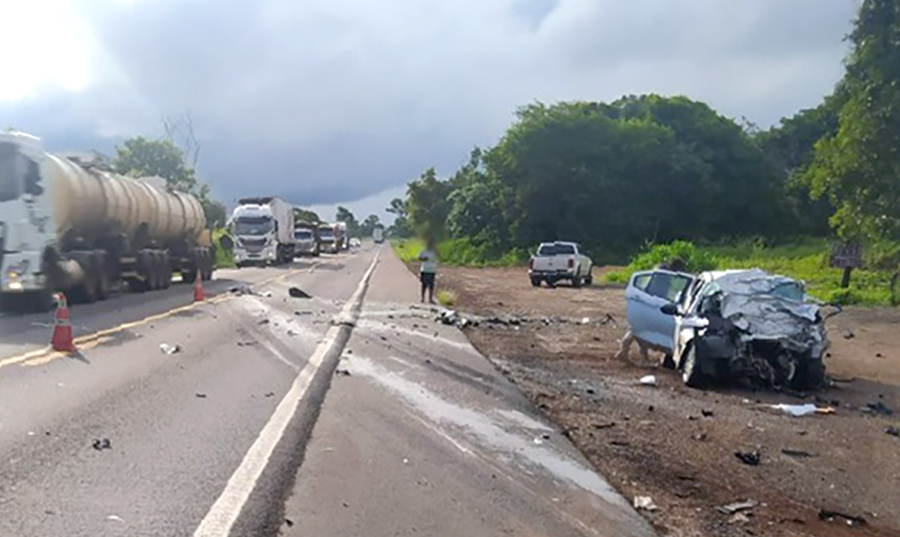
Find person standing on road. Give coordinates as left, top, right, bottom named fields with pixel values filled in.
left=418, top=239, right=438, bottom=304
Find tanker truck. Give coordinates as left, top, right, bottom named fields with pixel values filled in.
left=0, top=131, right=215, bottom=311
left=230, top=197, right=295, bottom=267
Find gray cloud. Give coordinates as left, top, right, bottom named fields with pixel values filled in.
left=4, top=0, right=860, bottom=208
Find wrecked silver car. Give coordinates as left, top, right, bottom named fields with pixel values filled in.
left=625, top=268, right=835, bottom=390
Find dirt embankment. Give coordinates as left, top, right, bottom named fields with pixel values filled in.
left=432, top=266, right=900, bottom=537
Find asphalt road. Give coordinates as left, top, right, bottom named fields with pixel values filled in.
left=0, top=245, right=655, bottom=537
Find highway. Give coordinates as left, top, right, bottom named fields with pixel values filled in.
left=0, top=245, right=656, bottom=537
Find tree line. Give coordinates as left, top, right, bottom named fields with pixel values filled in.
left=389, top=0, right=900, bottom=265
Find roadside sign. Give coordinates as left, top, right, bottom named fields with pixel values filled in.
left=829, top=242, right=862, bottom=269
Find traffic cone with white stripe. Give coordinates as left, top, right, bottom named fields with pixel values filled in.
left=51, top=293, right=76, bottom=353
left=193, top=271, right=205, bottom=302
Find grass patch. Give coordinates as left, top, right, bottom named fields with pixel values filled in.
left=212, top=228, right=236, bottom=269
left=392, top=237, right=527, bottom=267
left=436, top=290, right=458, bottom=307
left=605, top=238, right=899, bottom=306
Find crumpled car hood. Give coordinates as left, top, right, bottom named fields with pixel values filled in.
left=712, top=270, right=826, bottom=355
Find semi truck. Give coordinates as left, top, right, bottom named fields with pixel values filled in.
left=230, top=197, right=295, bottom=267
left=0, top=131, right=215, bottom=311
left=293, top=220, right=320, bottom=257
left=373, top=224, right=385, bottom=244
left=335, top=221, right=348, bottom=251
left=318, top=223, right=339, bottom=254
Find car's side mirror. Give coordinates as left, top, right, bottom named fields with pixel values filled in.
left=219, top=234, right=234, bottom=251
left=660, top=303, right=681, bottom=316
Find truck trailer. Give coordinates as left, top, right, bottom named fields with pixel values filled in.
left=230, top=197, right=295, bottom=267
left=0, top=131, right=215, bottom=311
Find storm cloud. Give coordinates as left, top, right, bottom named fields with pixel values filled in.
left=2, top=0, right=859, bottom=209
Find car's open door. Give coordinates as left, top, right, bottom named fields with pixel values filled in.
left=625, top=270, right=694, bottom=352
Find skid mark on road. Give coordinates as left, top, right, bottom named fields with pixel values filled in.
left=0, top=268, right=305, bottom=371
left=346, top=356, right=629, bottom=510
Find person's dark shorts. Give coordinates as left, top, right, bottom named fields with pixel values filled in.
left=420, top=272, right=436, bottom=289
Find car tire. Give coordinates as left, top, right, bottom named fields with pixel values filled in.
left=547, top=278, right=557, bottom=288
left=662, top=353, right=676, bottom=370
left=530, top=277, right=541, bottom=287
left=585, top=270, right=593, bottom=286
left=792, top=359, right=826, bottom=390
left=681, top=345, right=706, bottom=388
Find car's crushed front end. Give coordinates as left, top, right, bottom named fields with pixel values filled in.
left=691, top=270, right=833, bottom=390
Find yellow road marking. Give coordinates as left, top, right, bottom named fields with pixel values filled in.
left=0, top=267, right=308, bottom=371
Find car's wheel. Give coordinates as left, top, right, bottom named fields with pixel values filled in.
left=546, top=278, right=557, bottom=288
left=530, top=277, right=541, bottom=287
left=681, top=345, right=706, bottom=388
left=792, top=359, right=826, bottom=390
left=585, top=269, right=593, bottom=286
left=662, top=353, right=676, bottom=370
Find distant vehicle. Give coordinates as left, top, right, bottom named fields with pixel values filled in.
left=293, top=220, right=319, bottom=257
left=528, top=242, right=593, bottom=288
left=230, top=197, right=295, bottom=267
left=372, top=225, right=385, bottom=244
left=318, top=224, right=339, bottom=254
left=626, top=268, right=832, bottom=390
left=0, top=131, right=214, bottom=311
left=350, top=238, right=362, bottom=248
left=335, top=222, right=349, bottom=250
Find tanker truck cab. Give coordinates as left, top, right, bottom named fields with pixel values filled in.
left=0, top=132, right=57, bottom=302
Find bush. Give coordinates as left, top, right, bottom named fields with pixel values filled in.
left=437, top=290, right=458, bottom=307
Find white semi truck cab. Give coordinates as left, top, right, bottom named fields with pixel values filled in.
left=231, top=197, right=295, bottom=267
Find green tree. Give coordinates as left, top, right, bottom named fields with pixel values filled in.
left=406, top=167, right=452, bottom=240
left=113, top=137, right=197, bottom=193
left=360, top=214, right=381, bottom=236
left=336, top=206, right=360, bottom=236
left=386, top=197, right=412, bottom=238
left=805, top=0, right=900, bottom=241
left=294, top=208, right=321, bottom=223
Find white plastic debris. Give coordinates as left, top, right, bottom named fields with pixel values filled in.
left=106, top=515, right=124, bottom=522
left=639, top=375, right=658, bottom=387
left=633, top=496, right=658, bottom=511
left=769, top=403, right=833, bottom=417
left=159, top=343, right=181, bottom=355
left=581, top=317, right=590, bottom=325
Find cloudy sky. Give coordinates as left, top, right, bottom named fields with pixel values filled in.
left=1, top=0, right=859, bottom=221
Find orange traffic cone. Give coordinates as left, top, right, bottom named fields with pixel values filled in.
left=193, top=271, right=205, bottom=302
left=51, top=293, right=76, bottom=353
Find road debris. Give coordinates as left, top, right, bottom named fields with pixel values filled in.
left=294, top=311, right=313, bottom=316
left=863, top=402, right=893, bottom=416
left=728, top=513, right=750, bottom=525
left=264, top=392, right=275, bottom=398
left=633, top=496, right=658, bottom=511
left=768, top=403, right=834, bottom=417
left=781, top=448, right=814, bottom=458
left=734, top=450, right=761, bottom=466
left=819, top=509, right=867, bottom=527
left=288, top=287, right=312, bottom=299
left=886, top=426, right=899, bottom=437
left=593, top=422, right=616, bottom=430
left=717, top=500, right=758, bottom=514
left=335, top=369, right=351, bottom=377
left=92, top=438, right=112, bottom=451
left=229, top=285, right=257, bottom=296
left=196, top=393, right=207, bottom=398
left=237, top=341, right=257, bottom=347
left=701, top=409, right=715, bottom=417
left=258, top=319, right=270, bottom=326
left=106, top=515, right=125, bottom=523
left=260, top=291, right=273, bottom=298
left=639, top=375, right=658, bottom=387
left=159, top=343, right=180, bottom=355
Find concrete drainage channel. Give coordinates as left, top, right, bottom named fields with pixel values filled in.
left=192, top=253, right=380, bottom=537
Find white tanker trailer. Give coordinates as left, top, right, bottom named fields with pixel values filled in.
left=0, top=131, right=215, bottom=311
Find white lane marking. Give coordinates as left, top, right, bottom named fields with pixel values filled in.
left=193, top=252, right=380, bottom=537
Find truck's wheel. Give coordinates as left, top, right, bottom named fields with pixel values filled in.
left=162, top=253, right=173, bottom=289
left=547, top=278, right=557, bottom=288
left=572, top=272, right=582, bottom=288
left=681, top=345, right=706, bottom=389
left=95, top=256, right=111, bottom=301
left=530, top=277, right=541, bottom=287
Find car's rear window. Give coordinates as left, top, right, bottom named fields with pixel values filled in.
left=537, top=244, right=576, bottom=256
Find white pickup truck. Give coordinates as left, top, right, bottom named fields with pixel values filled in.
left=528, top=242, right=593, bottom=288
